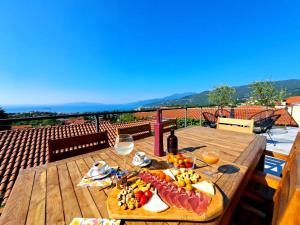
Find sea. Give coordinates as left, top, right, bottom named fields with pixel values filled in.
left=3, top=103, right=137, bottom=114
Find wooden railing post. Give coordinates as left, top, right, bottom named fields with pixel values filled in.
left=200, top=107, right=202, bottom=126
left=184, top=107, right=187, bottom=128
left=230, top=107, right=235, bottom=118
left=95, top=114, right=100, bottom=133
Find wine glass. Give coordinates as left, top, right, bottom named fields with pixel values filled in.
left=201, top=150, right=220, bottom=177
left=114, top=134, right=134, bottom=174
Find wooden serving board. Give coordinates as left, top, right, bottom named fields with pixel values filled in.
left=107, top=173, right=224, bottom=222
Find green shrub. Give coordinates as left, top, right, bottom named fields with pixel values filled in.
left=176, top=118, right=202, bottom=128
left=111, top=113, right=137, bottom=123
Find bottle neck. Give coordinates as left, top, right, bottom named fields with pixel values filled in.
left=170, top=129, right=175, bottom=136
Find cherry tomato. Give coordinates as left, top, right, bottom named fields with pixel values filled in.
left=179, top=164, right=186, bottom=168
left=185, top=162, right=193, bottom=168
left=140, top=195, right=148, bottom=205
left=134, top=190, right=144, bottom=200
left=144, top=190, right=153, bottom=198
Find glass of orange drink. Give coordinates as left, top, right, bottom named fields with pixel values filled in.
left=202, top=150, right=219, bottom=165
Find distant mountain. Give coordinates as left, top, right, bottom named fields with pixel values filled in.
left=143, top=79, right=300, bottom=107
left=128, top=92, right=195, bottom=108
left=3, top=92, right=195, bottom=113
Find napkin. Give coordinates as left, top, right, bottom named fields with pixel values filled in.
left=69, top=218, right=121, bottom=225
left=77, top=166, right=119, bottom=188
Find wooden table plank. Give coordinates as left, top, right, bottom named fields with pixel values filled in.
left=235, top=135, right=266, bottom=167
left=75, top=158, right=109, bottom=218
left=57, top=164, right=82, bottom=224
left=46, top=166, right=65, bottom=225
left=66, top=161, right=101, bottom=218
left=26, top=168, right=47, bottom=225
left=0, top=169, right=35, bottom=225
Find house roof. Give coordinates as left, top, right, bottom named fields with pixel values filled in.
left=284, top=96, right=300, bottom=105
left=0, top=120, right=151, bottom=207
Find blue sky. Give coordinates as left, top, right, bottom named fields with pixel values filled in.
left=0, top=0, right=299, bottom=105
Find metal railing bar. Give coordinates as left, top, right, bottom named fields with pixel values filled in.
left=0, top=107, right=184, bottom=124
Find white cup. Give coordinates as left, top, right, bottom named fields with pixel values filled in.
left=91, top=160, right=109, bottom=175
left=133, top=151, right=146, bottom=165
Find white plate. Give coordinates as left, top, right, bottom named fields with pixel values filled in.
left=132, top=157, right=151, bottom=167
left=87, top=167, right=112, bottom=180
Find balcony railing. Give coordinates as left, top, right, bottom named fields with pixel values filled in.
left=0, top=107, right=187, bottom=131
left=0, top=106, right=297, bottom=131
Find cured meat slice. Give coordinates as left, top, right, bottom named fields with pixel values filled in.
left=151, top=180, right=159, bottom=187
left=148, top=177, right=154, bottom=183
left=203, top=193, right=211, bottom=207
left=177, top=187, right=185, bottom=194
left=194, top=197, right=210, bottom=216
left=168, top=190, right=179, bottom=207
left=180, top=194, right=193, bottom=211
left=196, top=192, right=211, bottom=206
left=157, top=191, right=167, bottom=203
left=156, top=183, right=162, bottom=190
left=142, top=175, right=149, bottom=183
left=158, top=185, right=168, bottom=203
left=188, top=194, right=211, bottom=216
left=172, top=193, right=183, bottom=209
left=188, top=195, right=200, bottom=214
left=164, top=189, right=174, bottom=206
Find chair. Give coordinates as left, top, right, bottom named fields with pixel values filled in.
left=253, top=114, right=281, bottom=146
left=248, top=109, right=275, bottom=122
left=217, top=117, right=254, bottom=134
left=215, top=108, right=231, bottom=118
left=116, top=123, right=151, bottom=140
left=259, top=132, right=300, bottom=178
left=162, top=119, right=177, bottom=132
left=48, top=131, right=109, bottom=162
left=202, top=112, right=217, bottom=128
left=233, top=150, right=300, bottom=225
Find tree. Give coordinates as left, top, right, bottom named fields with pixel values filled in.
left=250, top=81, right=285, bottom=106
left=110, top=113, right=137, bottom=123
left=0, top=106, right=7, bottom=119
left=207, top=85, right=236, bottom=108
left=277, top=87, right=287, bottom=102
left=0, top=106, right=10, bottom=131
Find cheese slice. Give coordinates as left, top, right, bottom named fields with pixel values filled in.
left=163, top=169, right=176, bottom=180
left=192, top=181, right=215, bottom=195
left=143, top=191, right=169, bottom=213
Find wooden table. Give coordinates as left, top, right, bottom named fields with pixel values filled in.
left=0, top=126, right=266, bottom=225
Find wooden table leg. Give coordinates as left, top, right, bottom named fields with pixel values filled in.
left=256, top=152, right=265, bottom=172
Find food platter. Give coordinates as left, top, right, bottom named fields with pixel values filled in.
left=107, top=169, right=224, bottom=222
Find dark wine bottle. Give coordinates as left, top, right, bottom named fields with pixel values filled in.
left=167, top=128, right=178, bottom=154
